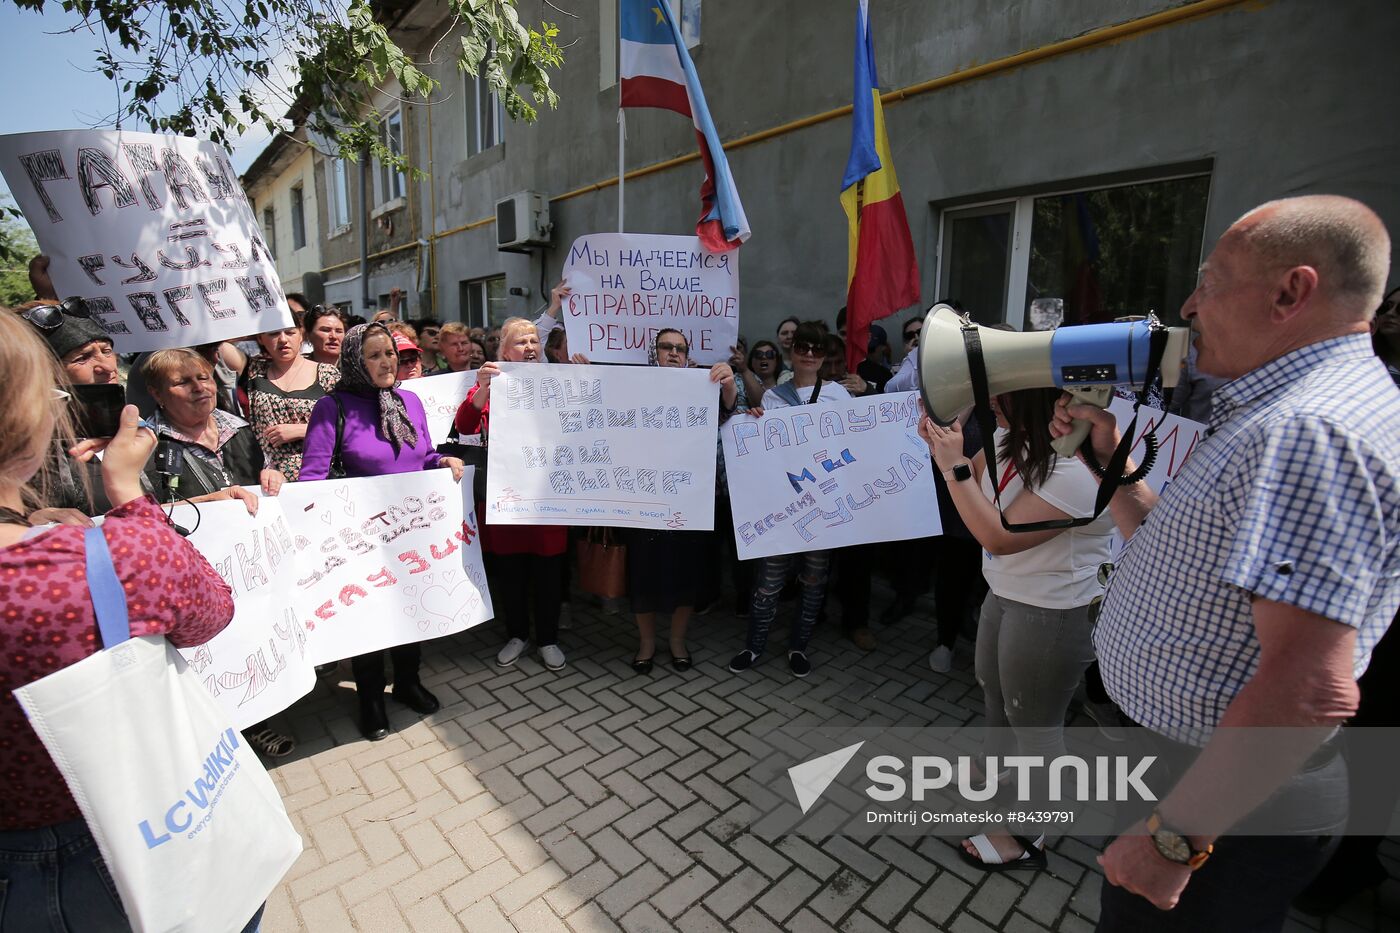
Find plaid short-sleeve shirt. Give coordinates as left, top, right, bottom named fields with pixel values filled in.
left=1095, top=334, right=1400, bottom=746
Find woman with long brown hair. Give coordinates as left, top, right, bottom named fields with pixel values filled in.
left=919, top=386, right=1115, bottom=872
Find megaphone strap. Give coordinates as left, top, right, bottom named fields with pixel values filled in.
left=959, top=318, right=1170, bottom=533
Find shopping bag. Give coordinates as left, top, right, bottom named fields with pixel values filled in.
left=13, top=527, right=302, bottom=933
left=576, top=527, right=628, bottom=599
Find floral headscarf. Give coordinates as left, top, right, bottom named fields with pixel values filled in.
left=337, top=322, right=419, bottom=454
left=649, top=328, right=687, bottom=368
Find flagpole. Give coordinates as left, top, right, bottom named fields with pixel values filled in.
left=617, top=95, right=626, bottom=232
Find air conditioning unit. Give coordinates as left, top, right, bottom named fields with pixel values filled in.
left=496, top=191, right=552, bottom=251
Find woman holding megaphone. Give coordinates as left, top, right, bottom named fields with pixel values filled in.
left=918, top=387, right=1115, bottom=872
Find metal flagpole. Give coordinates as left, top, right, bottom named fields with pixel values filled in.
left=617, top=101, right=626, bottom=232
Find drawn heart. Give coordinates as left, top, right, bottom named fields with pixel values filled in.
left=343, top=503, right=356, bottom=517
left=404, top=586, right=418, bottom=597
left=419, top=582, right=472, bottom=632
left=334, top=486, right=351, bottom=501
left=442, top=570, right=457, bottom=585
left=403, top=605, right=417, bottom=616
left=422, top=573, right=433, bottom=586
left=320, top=510, right=333, bottom=525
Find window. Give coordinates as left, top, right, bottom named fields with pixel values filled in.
left=460, top=276, right=508, bottom=328
left=377, top=109, right=405, bottom=204
left=467, top=70, right=506, bottom=156
left=936, top=173, right=1210, bottom=328
left=262, top=206, right=276, bottom=260
left=330, top=159, right=352, bottom=229
left=290, top=184, right=306, bottom=251
left=600, top=0, right=701, bottom=89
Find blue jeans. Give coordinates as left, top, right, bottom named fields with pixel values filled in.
left=0, top=819, right=264, bottom=933
left=745, top=551, right=831, bottom=654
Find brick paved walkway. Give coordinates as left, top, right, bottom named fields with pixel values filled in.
left=261, top=593, right=1400, bottom=932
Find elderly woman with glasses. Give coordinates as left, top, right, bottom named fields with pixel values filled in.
left=729, top=320, right=850, bottom=680
left=626, top=329, right=739, bottom=673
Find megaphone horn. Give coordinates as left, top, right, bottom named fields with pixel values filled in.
left=916, top=305, right=1190, bottom=457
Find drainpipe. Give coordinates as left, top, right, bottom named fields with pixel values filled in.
left=359, top=147, right=370, bottom=314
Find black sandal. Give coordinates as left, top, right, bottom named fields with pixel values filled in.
left=244, top=726, right=297, bottom=759
left=670, top=655, right=692, bottom=672
left=632, top=655, right=654, bottom=674
left=958, top=833, right=1047, bottom=873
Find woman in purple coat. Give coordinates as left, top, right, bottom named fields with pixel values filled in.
left=300, top=322, right=465, bottom=740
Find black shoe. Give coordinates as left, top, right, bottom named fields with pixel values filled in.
left=728, top=650, right=759, bottom=673
left=315, top=662, right=339, bottom=678
left=878, top=597, right=915, bottom=627
left=391, top=682, right=440, bottom=716
left=671, top=655, right=692, bottom=673
left=788, top=651, right=812, bottom=678
left=359, top=695, right=390, bottom=741
left=632, top=655, right=654, bottom=675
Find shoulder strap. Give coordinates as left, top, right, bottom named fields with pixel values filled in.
left=84, top=526, right=131, bottom=648
left=808, top=380, right=822, bottom=405
left=330, top=394, right=347, bottom=476
left=962, top=317, right=1168, bottom=532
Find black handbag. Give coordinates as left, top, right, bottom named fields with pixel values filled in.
left=437, top=423, right=488, bottom=501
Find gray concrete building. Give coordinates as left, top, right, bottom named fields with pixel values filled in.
left=359, top=0, right=1396, bottom=349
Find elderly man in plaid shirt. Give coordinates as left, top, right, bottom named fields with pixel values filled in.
left=1053, top=195, right=1399, bottom=931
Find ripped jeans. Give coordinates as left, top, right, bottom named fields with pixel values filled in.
left=976, top=593, right=1095, bottom=767
left=744, top=551, right=831, bottom=655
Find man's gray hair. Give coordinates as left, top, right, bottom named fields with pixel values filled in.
left=1236, top=195, right=1391, bottom=318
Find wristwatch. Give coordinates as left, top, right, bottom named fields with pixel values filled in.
left=1147, top=809, right=1212, bottom=869
left=945, top=462, right=972, bottom=483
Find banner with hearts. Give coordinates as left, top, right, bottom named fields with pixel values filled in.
left=276, top=469, right=494, bottom=665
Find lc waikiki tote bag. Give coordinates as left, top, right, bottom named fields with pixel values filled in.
left=14, top=526, right=302, bottom=933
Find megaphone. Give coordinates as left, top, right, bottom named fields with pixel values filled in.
left=917, top=304, right=1191, bottom=458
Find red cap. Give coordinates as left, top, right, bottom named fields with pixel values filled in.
left=393, top=333, right=420, bottom=354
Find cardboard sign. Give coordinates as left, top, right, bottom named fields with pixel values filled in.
left=276, top=470, right=493, bottom=664
left=170, top=498, right=315, bottom=730
left=562, top=232, right=739, bottom=365
left=485, top=362, right=719, bottom=529
left=1107, top=397, right=1207, bottom=555
left=721, top=392, right=941, bottom=558
left=0, top=129, right=294, bottom=352
left=407, top=369, right=477, bottom=446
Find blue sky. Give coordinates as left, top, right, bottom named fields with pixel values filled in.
left=0, top=6, right=277, bottom=218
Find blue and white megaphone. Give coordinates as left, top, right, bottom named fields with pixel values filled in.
left=917, top=304, right=1191, bottom=458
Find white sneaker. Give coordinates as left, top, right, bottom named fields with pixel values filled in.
left=539, top=643, right=566, bottom=671
left=497, top=638, right=530, bottom=667
left=928, top=645, right=953, bottom=673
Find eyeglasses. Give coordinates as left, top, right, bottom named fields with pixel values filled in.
left=751, top=349, right=777, bottom=360
left=21, top=298, right=92, bottom=332
left=903, top=329, right=921, bottom=343
left=656, top=341, right=689, bottom=354
left=792, top=341, right=824, bottom=356
left=398, top=353, right=421, bottom=366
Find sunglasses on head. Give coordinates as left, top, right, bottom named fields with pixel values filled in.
left=21, top=298, right=92, bottom=332
left=793, top=340, right=824, bottom=356
left=656, top=340, right=689, bottom=354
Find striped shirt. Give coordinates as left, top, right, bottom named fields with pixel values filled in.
left=1095, top=334, right=1400, bottom=745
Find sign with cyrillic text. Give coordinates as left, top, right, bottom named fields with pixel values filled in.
left=169, top=498, right=315, bottom=730
left=0, top=129, right=294, bottom=352
left=562, top=232, right=739, bottom=365
left=1107, top=397, right=1206, bottom=555
left=407, top=369, right=477, bottom=446
left=721, top=392, right=941, bottom=558
left=277, top=470, right=493, bottom=665
left=485, top=362, right=719, bottom=529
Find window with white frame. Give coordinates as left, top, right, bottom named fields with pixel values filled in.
left=377, top=109, right=405, bottom=204
left=467, top=70, right=506, bottom=156
left=290, top=184, right=306, bottom=251
left=599, top=0, right=702, bottom=90
left=936, top=173, right=1210, bottom=329
left=262, top=206, right=277, bottom=259
left=460, top=276, right=509, bottom=328
left=330, top=158, right=352, bottom=229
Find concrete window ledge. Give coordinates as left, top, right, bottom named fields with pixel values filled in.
left=370, top=197, right=405, bottom=219
left=464, top=144, right=506, bottom=177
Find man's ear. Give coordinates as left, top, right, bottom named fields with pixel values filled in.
left=1271, top=265, right=1319, bottom=323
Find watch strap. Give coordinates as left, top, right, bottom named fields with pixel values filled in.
left=1147, top=809, right=1213, bottom=870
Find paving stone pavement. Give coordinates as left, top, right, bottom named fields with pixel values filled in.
left=261, top=592, right=1400, bottom=932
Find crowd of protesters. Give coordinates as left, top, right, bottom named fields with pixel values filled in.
left=2, top=195, right=1398, bottom=932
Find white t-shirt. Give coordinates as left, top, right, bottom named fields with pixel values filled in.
left=761, top=380, right=852, bottom=410
left=979, top=429, right=1115, bottom=609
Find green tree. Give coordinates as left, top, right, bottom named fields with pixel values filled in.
left=0, top=199, right=40, bottom=306
left=10, top=0, right=564, bottom=169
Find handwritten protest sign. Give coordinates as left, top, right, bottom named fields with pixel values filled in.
left=169, top=498, right=315, bottom=730
left=277, top=470, right=493, bottom=665
left=0, top=129, right=294, bottom=352
left=721, top=391, right=941, bottom=559
left=485, top=362, right=718, bottom=529
left=407, top=369, right=477, bottom=445
left=562, top=232, right=739, bottom=365
left=1107, top=397, right=1207, bottom=554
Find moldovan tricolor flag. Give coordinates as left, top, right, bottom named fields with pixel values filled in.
left=619, top=0, right=750, bottom=251
left=840, top=0, right=920, bottom=373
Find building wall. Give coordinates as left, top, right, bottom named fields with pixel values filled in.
left=402, top=0, right=1400, bottom=338
left=246, top=146, right=325, bottom=307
